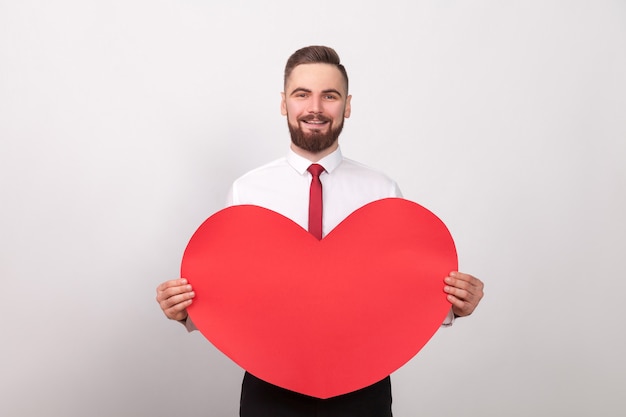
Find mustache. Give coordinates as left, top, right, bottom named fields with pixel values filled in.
left=298, top=114, right=332, bottom=123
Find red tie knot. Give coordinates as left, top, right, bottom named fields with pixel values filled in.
left=308, top=164, right=325, bottom=178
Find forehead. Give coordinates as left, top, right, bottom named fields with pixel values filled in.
left=285, top=63, right=347, bottom=95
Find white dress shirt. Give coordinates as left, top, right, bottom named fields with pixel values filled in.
left=227, top=147, right=401, bottom=237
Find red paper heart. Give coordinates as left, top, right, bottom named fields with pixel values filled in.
left=182, top=198, right=456, bottom=399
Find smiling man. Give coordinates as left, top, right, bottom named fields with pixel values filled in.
left=156, top=45, right=484, bottom=417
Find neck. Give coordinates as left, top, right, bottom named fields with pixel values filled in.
left=290, top=142, right=339, bottom=163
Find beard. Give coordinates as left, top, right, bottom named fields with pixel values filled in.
left=287, top=114, right=344, bottom=154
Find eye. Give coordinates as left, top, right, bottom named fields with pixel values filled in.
left=323, top=94, right=339, bottom=100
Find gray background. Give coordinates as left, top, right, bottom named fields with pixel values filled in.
left=1, top=1, right=625, bottom=416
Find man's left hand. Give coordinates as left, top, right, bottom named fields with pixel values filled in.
left=444, top=272, right=484, bottom=317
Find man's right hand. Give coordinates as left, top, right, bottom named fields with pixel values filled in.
left=156, top=278, right=195, bottom=321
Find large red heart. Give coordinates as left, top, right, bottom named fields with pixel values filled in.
left=182, top=198, right=456, bottom=399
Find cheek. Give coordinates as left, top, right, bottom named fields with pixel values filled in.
left=285, top=103, right=303, bottom=121
left=329, top=105, right=346, bottom=121
left=286, top=110, right=299, bottom=125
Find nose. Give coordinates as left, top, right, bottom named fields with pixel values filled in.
left=307, top=95, right=323, bottom=114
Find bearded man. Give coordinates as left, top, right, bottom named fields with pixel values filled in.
left=156, top=45, right=484, bottom=417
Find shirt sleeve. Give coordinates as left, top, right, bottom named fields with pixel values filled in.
left=441, top=308, right=455, bottom=327
left=391, top=181, right=402, bottom=198
left=181, top=316, right=198, bottom=332
left=226, top=184, right=235, bottom=206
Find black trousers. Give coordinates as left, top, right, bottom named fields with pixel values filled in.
left=240, top=372, right=392, bottom=417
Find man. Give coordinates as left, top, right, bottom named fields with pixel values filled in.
left=156, top=45, right=484, bottom=417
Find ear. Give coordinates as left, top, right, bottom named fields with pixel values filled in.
left=344, top=95, right=352, bottom=118
left=280, top=92, right=287, bottom=116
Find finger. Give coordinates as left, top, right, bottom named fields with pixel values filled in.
left=446, top=272, right=477, bottom=287
left=164, top=298, right=193, bottom=320
left=159, top=289, right=195, bottom=310
left=444, top=276, right=474, bottom=299
left=156, top=281, right=193, bottom=303
left=444, top=276, right=468, bottom=293
left=156, top=278, right=188, bottom=293
left=453, top=273, right=485, bottom=303
left=448, top=290, right=480, bottom=316
left=444, top=281, right=483, bottom=311
left=155, top=278, right=195, bottom=321
left=446, top=276, right=484, bottom=318
left=443, top=284, right=469, bottom=300
left=447, top=293, right=466, bottom=310
left=445, top=272, right=484, bottom=295
left=158, top=285, right=192, bottom=303
left=161, top=292, right=195, bottom=320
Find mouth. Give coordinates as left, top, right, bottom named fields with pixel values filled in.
left=299, top=116, right=331, bottom=130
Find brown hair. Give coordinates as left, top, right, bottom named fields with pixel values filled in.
left=284, top=45, right=349, bottom=92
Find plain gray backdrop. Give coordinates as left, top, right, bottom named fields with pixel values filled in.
left=1, top=1, right=625, bottom=416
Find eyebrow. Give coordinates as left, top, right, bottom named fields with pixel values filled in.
left=289, top=87, right=343, bottom=97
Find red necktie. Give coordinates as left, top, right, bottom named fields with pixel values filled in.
left=307, top=164, right=325, bottom=240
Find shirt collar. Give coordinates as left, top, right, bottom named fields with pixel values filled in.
left=287, top=146, right=344, bottom=175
